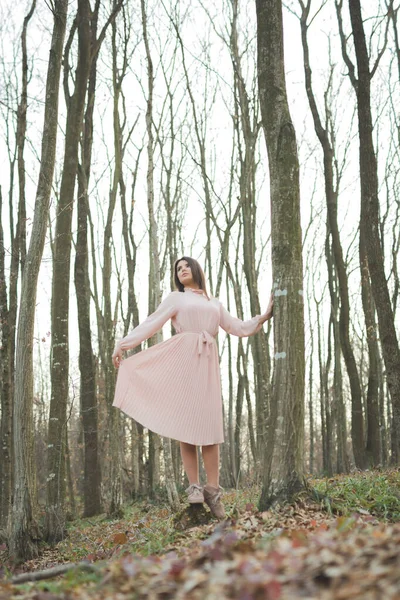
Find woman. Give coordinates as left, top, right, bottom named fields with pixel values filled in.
left=112, top=257, right=273, bottom=519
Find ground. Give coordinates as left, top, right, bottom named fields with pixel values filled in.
left=1, top=469, right=400, bottom=599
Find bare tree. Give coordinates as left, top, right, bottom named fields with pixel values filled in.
left=256, top=0, right=305, bottom=507
left=230, top=0, right=271, bottom=467
left=0, top=186, right=12, bottom=531
left=74, top=0, right=104, bottom=518
left=338, top=0, right=400, bottom=462
left=299, top=0, right=366, bottom=468
left=0, top=0, right=36, bottom=530
left=45, top=0, right=92, bottom=543
left=9, top=0, right=68, bottom=561
left=140, top=0, right=179, bottom=507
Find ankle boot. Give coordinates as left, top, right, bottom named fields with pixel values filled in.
left=203, top=484, right=225, bottom=519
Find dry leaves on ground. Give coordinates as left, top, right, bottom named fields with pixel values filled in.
left=1, top=500, right=399, bottom=599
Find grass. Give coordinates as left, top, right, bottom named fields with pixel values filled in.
left=310, top=468, right=400, bottom=522
left=4, top=470, right=400, bottom=599
left=4, top=470, right=400, bottom=576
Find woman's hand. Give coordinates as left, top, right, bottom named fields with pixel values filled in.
left=112, top=342, right=123, bottom=369
left=261, top=293, right=274, bottom=323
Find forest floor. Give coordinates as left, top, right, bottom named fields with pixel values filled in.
left=1, top=469, right=400, bottom=599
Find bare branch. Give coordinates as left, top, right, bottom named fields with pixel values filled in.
left=335, top=0, right=358, bottom=90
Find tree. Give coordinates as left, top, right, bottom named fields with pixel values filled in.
left=299, top=0, right=365, bottom=469
left=140, top=0, right=179, bottom=507
left=46, top=0, right=92, bottom=542
left=9, top=0, right=68, bottom=561
left=340, top=0, right=400, bottom=462
left=74, top=0, right=103, bottom=518
left=46, top=0, right=124, bottom=537
left=0, top=0, right=36, bottom=531
left=256, top=0, right=305, bottom=507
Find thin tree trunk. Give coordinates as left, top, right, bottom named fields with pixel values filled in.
left=325, top=233, right=348, bottom=473
left=0, top=186, right=12, bottom=529
left=230, top=0, right=270, bottom=463
left=344, top=0, right=400, bottom=462
left=65, top=426, right=76, bottom=518
left=9, top=0, right=68, bottom=561
left=307, top=303, right=314, bottom=474
left=257, top=0, right=305, bottom=508
left=0, top=1, right=36, bottom=529
left=360, top=228, right=381, bottom=466
left=130, top=422, right=139, bottom=497
left=46, top=0, right=91, bottom=543
left=74, top=1, right=103, bottom=518
left=141, top=0, right=178, bottom=507
left=300, top=2, right=365, bottom=468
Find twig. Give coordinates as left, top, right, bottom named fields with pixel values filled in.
left=11, top=562, right=97, bottom=584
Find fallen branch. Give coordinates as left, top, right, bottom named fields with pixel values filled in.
left=11, top=561, right=97, bottom=584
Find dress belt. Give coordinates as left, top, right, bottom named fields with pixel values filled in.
left=197, top=330, right=215, bottom=356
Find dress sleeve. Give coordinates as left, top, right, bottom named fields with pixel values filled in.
left=117, top=292, right=178, bottom=351
left=218, top=300, right=263, bottom=337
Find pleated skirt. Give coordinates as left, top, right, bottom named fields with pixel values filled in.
left=113, top=331, right=224, bottom=445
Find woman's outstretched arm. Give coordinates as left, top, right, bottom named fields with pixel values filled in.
left=112, top=292, right=178, bottom=367
left=218, top=293, right=273, bottom=337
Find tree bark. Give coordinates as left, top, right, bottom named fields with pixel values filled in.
left=74, top=1, right=103, bottom=518
left=0, top=186, right=12, bottom=529
left=360, top=228, right=381, bottom=466
left=300, top=1, right=365, bottom=468
left=348, top=0, right=400, bottom=463
left=9, top=0, right=68, bottom=561
left=141, top=0, right=179, bottom=508
left=230, top=0, right=270, bottom=464
left=46, top=0, right=91, bottom=543
left=256, top=0, right=305, bottom=507
left=0, top=1, right=36, bottom=530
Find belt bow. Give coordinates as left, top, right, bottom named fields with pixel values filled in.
left=197, top=330, right=215, bottom=356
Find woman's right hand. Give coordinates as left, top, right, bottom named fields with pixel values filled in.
left=112, top=342, right=123, bottom=369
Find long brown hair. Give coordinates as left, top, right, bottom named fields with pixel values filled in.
left=174, top=256, right=209, bottom=299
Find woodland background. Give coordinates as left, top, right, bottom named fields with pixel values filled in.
left=0, top=0, right=400, bottom=564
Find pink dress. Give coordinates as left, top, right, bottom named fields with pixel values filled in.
left=113, top=288, right=263, bottom=445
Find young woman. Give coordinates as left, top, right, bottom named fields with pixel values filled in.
left=112, top=257, right=273, bottom=519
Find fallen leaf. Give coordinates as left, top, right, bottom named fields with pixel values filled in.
left=113, top=532, right=128, bottom=545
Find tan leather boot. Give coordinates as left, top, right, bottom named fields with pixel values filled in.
left=204, top=484, right=225, bottom=519
left=185, top=483, right=204, bottom=504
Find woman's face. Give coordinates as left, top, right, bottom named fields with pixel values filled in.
left=176, top=260, right=194, bottom=287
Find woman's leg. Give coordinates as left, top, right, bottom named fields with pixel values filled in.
left=201, top=444, right=219, bottom=487
left=180, top=442, right=199, bottom=484
left=201, top=444, right=225, bottom=518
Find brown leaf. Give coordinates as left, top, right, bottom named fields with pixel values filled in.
left=113, top=532, right=128, bottom=545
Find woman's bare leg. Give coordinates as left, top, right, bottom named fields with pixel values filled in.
left=180, top=442, right=199, bottom=484
left=201, top=444, right=219, bottom=487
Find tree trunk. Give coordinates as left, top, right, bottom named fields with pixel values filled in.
left=9, top=0, right=68, bottom=561
left=256, top=0, right=305, bottom=508
left=0, top=187, right=12, bottom=529
left=348, top=0, right=400, bottom=463
left=300, top=2, right=365, bottom=468
left=46, top=0, right=91, bottom=543
left=74, top=2, right=102, bottom=518
left=307, top=301, right=314, bottom=474
left=360, top=228, right=381, bottom=466
left=141, top=0, right=178, bottom=506
left=0, top=1, right=36, bottom=530
left=325, top=235, right=349, bottom=473
left=230, top=0, right=270, bottom=465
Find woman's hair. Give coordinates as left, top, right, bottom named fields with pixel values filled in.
left=174, top=256, right=209, bottom=298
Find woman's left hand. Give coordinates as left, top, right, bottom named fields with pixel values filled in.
left=112, top=343, right=123, bottom=369
left=261, top=293, right=274, bottom=323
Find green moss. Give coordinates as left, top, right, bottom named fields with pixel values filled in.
left=310, top=469, right=400, bottom=522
